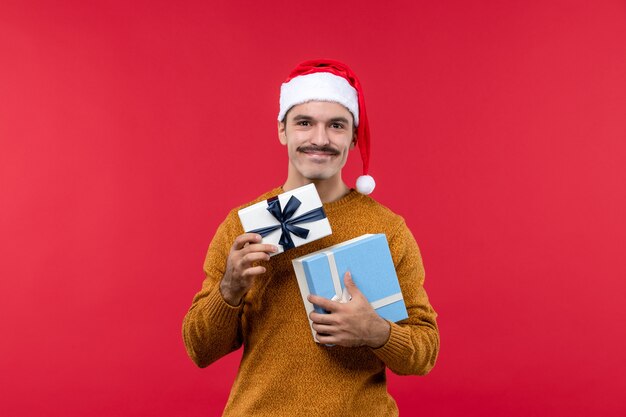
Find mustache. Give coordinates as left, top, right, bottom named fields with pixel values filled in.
left=297, top=145, right=340, bottom=155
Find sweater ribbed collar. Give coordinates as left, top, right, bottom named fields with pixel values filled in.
left=273, top=186, right=364, bottom=214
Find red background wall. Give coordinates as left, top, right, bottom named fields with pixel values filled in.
left=1, top=1, right=625, bottom=416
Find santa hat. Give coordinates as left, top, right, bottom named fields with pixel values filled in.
left=278, top=59, right=375, bottom=195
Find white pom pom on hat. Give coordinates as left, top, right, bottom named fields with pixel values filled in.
left=279, top=59, right=375, bottom=195
left=356, top=175, right=376, bottom=194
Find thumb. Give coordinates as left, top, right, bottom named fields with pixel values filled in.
left=343, top=271, right=361, bottom=295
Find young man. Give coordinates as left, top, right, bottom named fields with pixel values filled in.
left=182, top=59, right=439, bottom=416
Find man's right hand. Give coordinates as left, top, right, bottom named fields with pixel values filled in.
left=219, top=233, right=277, bottom=306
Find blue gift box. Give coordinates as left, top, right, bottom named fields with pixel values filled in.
left=292, top=234, right=408, bottom=342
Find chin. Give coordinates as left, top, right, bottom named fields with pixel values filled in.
left=292, top=161, right=342, bottom=182
left=294, top=166, right=328, bottom=180
left=303, top=172, right=331, bottom=181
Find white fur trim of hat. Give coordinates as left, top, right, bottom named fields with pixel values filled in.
left=278, top=72, right=360, bottom=126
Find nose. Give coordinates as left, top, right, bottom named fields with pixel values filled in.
left=310, top=124, right=330, bottom=146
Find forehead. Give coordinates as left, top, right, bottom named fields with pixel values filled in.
left=286, top=101, right=354, bottom=123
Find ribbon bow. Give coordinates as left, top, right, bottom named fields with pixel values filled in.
left=249, top=195, right=327, bottom=250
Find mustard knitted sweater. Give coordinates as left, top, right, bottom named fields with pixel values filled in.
left=183, top=187, right=439, bottom=416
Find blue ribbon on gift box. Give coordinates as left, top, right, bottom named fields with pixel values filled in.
left=249, top=195, right=327, bottom=250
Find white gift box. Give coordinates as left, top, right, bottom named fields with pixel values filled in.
left=238, top=184, right=332, bottom=256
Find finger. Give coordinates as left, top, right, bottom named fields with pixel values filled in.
left=241, top=265, right=266, bottom=278
left=312, top=323, right=336, bottom=334
left=308, top=294, right=337, bottom=312
left=241, top=251, right=271, bottom=265
left=310, top=311, right=335, bottom=325
left=340, top=287, right=352, bottom=303
left=242, top=243, right=278, bottom=255
left=314, top=333, right=337, bottom=345
left=232, top=233, right=262, bottom=251
left=343, top=271, right=362, bottom=297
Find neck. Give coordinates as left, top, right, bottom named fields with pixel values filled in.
left=282, top=176, right=350, bottom=204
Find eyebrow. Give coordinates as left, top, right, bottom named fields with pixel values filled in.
left=329, top=117, right=351, bottom=125
left=291, top=115, right=351, bottom=124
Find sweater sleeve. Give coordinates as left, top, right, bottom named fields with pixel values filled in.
left=182, top=215, right=244, bottom=368
left=371, top=219, right=440, bottom=375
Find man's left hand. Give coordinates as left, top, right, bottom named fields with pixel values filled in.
left=308, top=271, right=391, bottom=348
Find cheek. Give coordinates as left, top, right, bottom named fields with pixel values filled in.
left=339, top=139, right=354, bottom=153
left=286, top=130, right=308, bottom=144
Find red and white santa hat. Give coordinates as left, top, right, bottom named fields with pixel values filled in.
left=278, top=59, right=376, bottom=195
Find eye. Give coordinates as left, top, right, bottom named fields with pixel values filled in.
left=330, top=122, right=345, bottom=129
left=296, top=120, right=311, bottom=126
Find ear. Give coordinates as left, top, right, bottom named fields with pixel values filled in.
left=349, top=130, right=357, bottom=149
left=277, top=120, right=287, bottom=145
